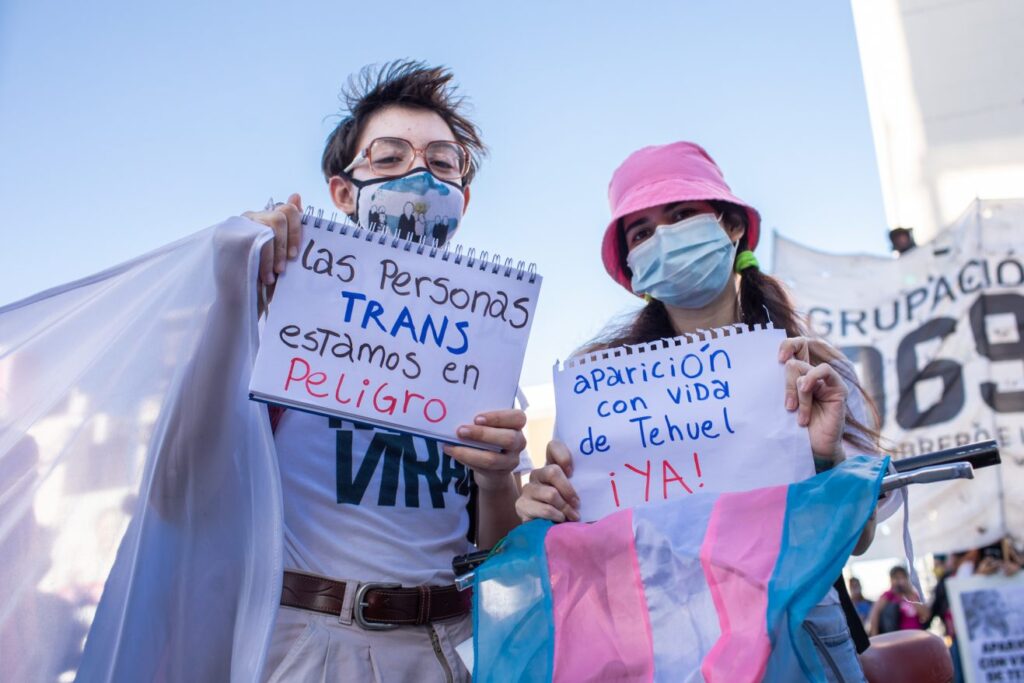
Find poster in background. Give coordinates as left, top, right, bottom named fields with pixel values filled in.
left=773, top=199, right=1024, bottom=556
left=553, top=325, right=814, bottom=521
left=948, top=572, right=1024, bottom=683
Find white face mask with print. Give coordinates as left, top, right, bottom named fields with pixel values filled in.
left=352, top=168, right=465, bottom=245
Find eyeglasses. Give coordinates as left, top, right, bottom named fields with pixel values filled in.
left=343, top=137, right=471, bottom=181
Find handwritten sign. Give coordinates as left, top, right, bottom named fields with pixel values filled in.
left=249, top=212, right=541, bottom=447
left=948, top=572, right=1024, bottom=683
left=553, top=325, right=814, bottom=520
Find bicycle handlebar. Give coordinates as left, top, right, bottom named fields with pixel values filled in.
left=890, top=439, right=1000, bottom=473
left=879, top=462, right=974, bottom=494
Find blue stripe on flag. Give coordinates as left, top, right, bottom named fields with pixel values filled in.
left=763, top=455, right=888, bottom=682
left=474, top=519, right=556, bottom=682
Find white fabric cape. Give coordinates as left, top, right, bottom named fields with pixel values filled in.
left=0, top=218, right=280, bottom=681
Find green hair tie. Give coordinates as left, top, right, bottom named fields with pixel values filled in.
left=735, top=250, right=759, bottom=273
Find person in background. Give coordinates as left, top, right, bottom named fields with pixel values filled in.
left=869, top=566, right=928, bottom=635
left=966, top=539, right=1022, bottom=578
left=848, top=577, right=873, bottom=626
left=930, top=552, right=968, bottom=683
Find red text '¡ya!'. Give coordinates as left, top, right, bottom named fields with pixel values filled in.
left=284, top=357, right=447, bottom=424
left=609, top=452, right=705, bottom=507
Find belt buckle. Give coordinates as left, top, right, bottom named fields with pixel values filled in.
left=354, top=582, right=402, bottom=630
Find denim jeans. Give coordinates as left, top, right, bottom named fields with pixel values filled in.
left=762, top=601, right=867, bottom=682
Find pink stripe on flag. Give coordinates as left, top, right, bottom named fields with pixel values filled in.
left=546, top=510, right=654, bottom=683
left=700, top=486, right=787, bottom=683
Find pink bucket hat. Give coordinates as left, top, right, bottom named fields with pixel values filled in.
left=602, top=141, right=761, bottom=292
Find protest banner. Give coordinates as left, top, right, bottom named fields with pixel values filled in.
left=948, top=572, right=1024, bottom=683
left=552, top=324, right=814, bottom=521
left=773, top=198, right=1024, bottom=556
left=249, top=209, right=542, bottom=447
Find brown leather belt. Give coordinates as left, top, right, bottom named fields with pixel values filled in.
left=281, top=570, right=472, bottom=630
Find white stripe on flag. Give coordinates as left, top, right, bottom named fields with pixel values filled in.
left=633, top=495, right=720, bottom=682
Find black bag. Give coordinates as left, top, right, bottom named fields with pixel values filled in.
left=834, top=577, right=870, bottom=653
left=877, top=600, right=903, bottom=634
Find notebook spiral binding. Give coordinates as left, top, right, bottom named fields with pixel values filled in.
left=560, top=322, right=775, bottom=370
left=300, top=206, right=538, bottom=283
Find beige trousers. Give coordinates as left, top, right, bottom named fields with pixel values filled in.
left=262, top=605, right=472, bottom=682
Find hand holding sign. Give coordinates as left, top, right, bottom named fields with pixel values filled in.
left=544, top=325, right=821, bottom=521
left=783, top=357, right=849, bottom=462
left=517, top=439, right=581, bottom=523
left=242, top=193, right=305, bottom=286
left=444, top=408, right=528, bottom=489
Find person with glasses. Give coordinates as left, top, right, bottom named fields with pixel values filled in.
left=241, top=61, right=528, bottom=682
left=344, top=136, right=471, bottom=182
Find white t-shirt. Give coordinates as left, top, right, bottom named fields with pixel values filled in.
left=274, top=410, right=529, bottom=587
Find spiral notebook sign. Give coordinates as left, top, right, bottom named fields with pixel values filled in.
left=249, top=208, right=541, bottom=447
left=553, top=325, right=814, bottom=521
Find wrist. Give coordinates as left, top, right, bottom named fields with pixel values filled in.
left=474, top=469, right=516, bottom=492
left=811, top=440, right=843, bottom=466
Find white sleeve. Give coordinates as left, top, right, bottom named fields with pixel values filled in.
left=513, top=385, right=534, bottom=475
left=514, top=449, right=534, bottom=475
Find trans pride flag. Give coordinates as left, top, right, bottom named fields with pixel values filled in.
left=473, top=455, right=888, bottom=682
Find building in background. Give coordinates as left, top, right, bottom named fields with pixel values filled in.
left=850, top=0, right=1024, bottom=243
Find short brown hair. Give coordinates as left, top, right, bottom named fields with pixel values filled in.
left=321, top=60, right=486, bottom=185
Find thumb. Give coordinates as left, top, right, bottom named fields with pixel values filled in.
left=287, top=193, right=303, bottom=212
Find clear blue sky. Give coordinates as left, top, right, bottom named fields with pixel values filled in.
left=0, top=0, right=889, bottom=386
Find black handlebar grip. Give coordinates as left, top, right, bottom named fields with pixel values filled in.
left=890, top=440, right=1000, bottom=473
left=453, top=549, right=492, bottom=576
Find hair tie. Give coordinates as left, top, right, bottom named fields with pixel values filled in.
left=735, top=250, right=759, bottom=273
left=643, top=293, right=654, bottom=304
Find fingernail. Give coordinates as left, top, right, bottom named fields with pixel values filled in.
left=786, top=396, right=797, bottom=411
left=474, top=415, right=487, bottom=425
left=276, top=259, right=285, bottom=273
left=288, top=246, right=298, bottom=259
left=457, top=427, right=469, bottom=437
left=265, top=272, right=275, bottom=284
left=568, top=509, right=580, bottom=522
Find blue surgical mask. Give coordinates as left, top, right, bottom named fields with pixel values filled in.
left=626, top=213, right=738, bottom=309
left=352, top=168, right=465, bottom=245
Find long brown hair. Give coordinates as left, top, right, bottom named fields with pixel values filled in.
left=582, top=201, right=882, bottom=453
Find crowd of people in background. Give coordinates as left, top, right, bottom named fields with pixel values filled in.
left=847, top=538, right=1022, bottom=682
left=847, top=539, right=1021, bottom=636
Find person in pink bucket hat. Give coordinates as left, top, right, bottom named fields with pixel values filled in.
left=517, top=141, right=899, bottom=682
left=600, top=141, right=763, bottom=295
